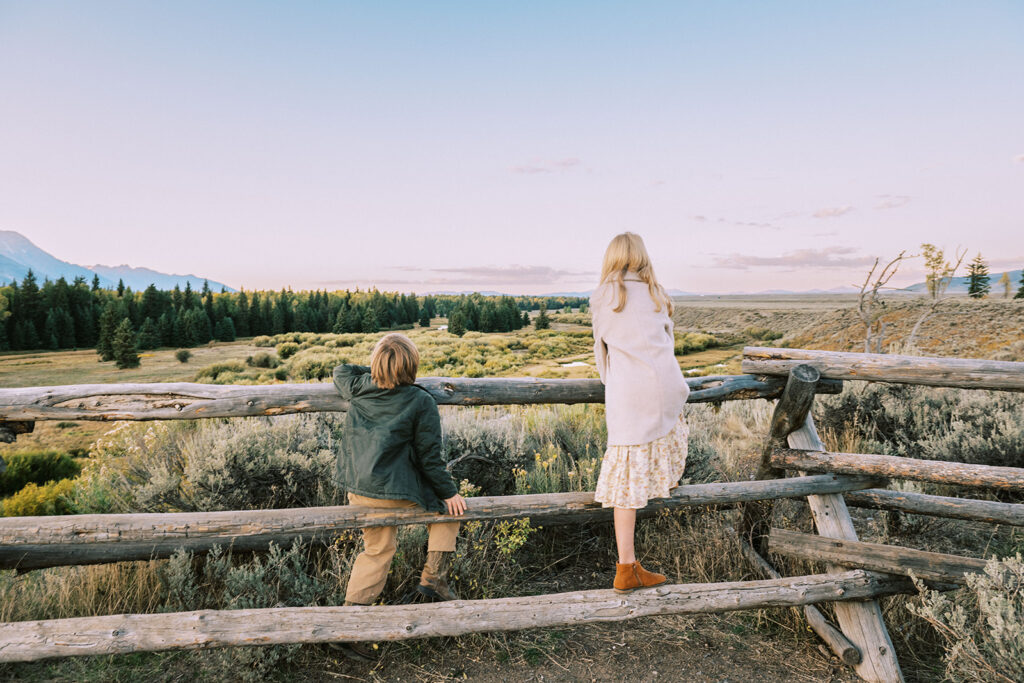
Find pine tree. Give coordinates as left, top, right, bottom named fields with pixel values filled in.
left=448, top=309, right=466, bottom=336
left=419, top=310, right=431, bottom=327
left=1016, top=270, right=1024, bottom=300
left=522, top=311, right=530, bottom=326
left=214, top=317, right=236, bottom=342
left=111, top=318, right=140, bottom=369
left=137, top=318, right=160, bottom=350
left=360, top=306, right=379, bottom=333
left=534, top=304, right=550, bottom=330
left=116, top=279, right=125, bottom=297
left=966, top=253, right=991, bottom=299
left=96, top=303, right=120, bottom=361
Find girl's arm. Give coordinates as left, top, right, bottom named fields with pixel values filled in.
left=332, top=364, right=371, bottom=400
left=412, top=397, right=459, bottom=503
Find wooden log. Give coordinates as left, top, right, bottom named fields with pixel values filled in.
left=789, top=413, right=904, bottom=683
left=772, top=448, right=1024, bottom=492
left=0, top=375, right=842, bottom=423
left=0, top=570, right=918, bottom=663
left=0, top=474, right=881, bottom=571
left=768, top=528, right=989, bottom=585
left=740, top=364, right=822, bottom=554
left=845, top=488, right=1024, bottom=527
left=737, top=535, right=861, bottom=665
left=742, top=346, right=1024, bottom=392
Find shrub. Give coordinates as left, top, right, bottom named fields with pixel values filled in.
left=87, top=416, right=342, bottom=513
left=0, top=450, right=82, bottom=496
left=286, top=349, right=348, bottom=381
left=175, top=349, right=192, bottom=363
left=674, top=332, right=720, bottom=355
left=246, top=352, right=279, bottom=369
left=742, top=326, right=783, bottom=342
left=817, top=383, right=1024, bottom=470
left=193, top=360, right=247, bottom=383
left=276, top=342, right=300, bottom=359
left=2, top=479, right=77, bottom=516
left=251, top=335, right=274, bottom=347
left=908, top=554, right=1024, bottom=682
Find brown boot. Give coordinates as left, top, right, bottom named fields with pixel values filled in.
left=328, top=601, right=378, bottom=661
left=417, top=551, right=460, bottom=601
left=613, top=561, right=667, bottom=594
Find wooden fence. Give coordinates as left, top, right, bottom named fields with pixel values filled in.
left=0, top=346, right=1022, bottom=683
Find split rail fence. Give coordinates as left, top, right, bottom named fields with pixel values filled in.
left=0, top=346, right=1022, bottom=682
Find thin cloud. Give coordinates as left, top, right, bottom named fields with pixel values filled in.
left=711, top=246, right=876, bottom=271
left=1015, top=154, right=1024, bottom=163
left=690, top=215, right=779, bottom=230
left=395, top=264, right=596, bottom=285
left=874, top=195, right=911, bottom=210
left=510, top=158, right=581, bottom=174
left=812, top=206, right=854, bottom=219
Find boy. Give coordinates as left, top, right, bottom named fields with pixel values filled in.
left=331, top=334, right=466, bottom=659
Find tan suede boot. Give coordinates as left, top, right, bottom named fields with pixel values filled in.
left=328, top=601, right=378, bottom=661
left=417, top=551, right=460, bottom=601
left=613, top=561, right=667, bottom=594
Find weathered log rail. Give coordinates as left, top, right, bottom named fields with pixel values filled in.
left=845, top=488, right=1024, bottom=527
left=0, top=374, right=842, bottom=422
left=772, top=448, right=1024, bottom=492
left=743, top=346, right=1024, bottom=391
left=768, top=528, right=989, bottom=585
left=0, top=570, right=918, bottom=663
left=0, top=474, right=881, bottom=571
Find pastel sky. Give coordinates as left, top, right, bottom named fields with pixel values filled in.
left=1, top=1, right=1022, bottom=294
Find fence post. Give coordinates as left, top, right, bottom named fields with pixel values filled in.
left=792, top=412, right=904, bottom=683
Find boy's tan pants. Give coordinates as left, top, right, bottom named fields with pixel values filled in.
left=345, top=493, right=460, bottom=605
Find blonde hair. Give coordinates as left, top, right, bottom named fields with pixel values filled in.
left=370, top=333, right=420, bottom=390
left=599, top=232, right=673, bottom=315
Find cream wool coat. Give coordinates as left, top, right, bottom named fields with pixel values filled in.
left=590, top=276, right=689, bottom=446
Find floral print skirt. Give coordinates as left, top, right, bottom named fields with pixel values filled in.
left=594, top=411, right=690, bottom=509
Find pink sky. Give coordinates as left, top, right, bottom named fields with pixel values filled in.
left=1, top=2, right=1022, bottom=294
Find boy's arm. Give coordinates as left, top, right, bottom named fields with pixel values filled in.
left=332, top=364, right=371, bottom=400
left=412, top=397, right=459, bottom=501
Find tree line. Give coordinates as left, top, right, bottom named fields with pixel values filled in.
left=0, top=271, right=587, bottom=354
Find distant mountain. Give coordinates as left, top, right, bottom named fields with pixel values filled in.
left=902, top=270, right=1022, bottom=294
left=0, top=231, right=114, bottom=287
left=0, top=230, right=234, bottom=292
left=88, top=264, right=235, bottom=293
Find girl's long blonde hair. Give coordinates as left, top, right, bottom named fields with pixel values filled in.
left=599, top=232, right=673, bottom=315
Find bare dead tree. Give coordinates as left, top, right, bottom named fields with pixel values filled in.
left=906, top=244, right=967, bottom=350
left=856, top=251, right=913, bottom=354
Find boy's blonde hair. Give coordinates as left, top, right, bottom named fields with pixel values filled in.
left=370, top=333, right=420, bottom=390
left=599, top=232, right=673, bottom=315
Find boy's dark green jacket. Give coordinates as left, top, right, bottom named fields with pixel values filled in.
left=332, top=364, right=457, bottom=513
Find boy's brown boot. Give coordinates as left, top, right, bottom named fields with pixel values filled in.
left=328, top=601, right=378, bottom=661
left=417, top=551, right=460, bottom=601
left=613, top=561, right=667, bottom=594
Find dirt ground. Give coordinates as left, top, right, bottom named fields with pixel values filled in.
left=315, top=614, right=863, bottom=683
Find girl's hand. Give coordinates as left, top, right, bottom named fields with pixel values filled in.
left=444, top=494, right=467, bottom=516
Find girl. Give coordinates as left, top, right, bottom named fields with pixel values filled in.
left=590, top=232, right=690, bottom=593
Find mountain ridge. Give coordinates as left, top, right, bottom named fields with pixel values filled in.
left=0, top=230, right=235, bottom=292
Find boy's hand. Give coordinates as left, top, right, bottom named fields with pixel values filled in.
left=444, top=494, right=467, bottom=516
